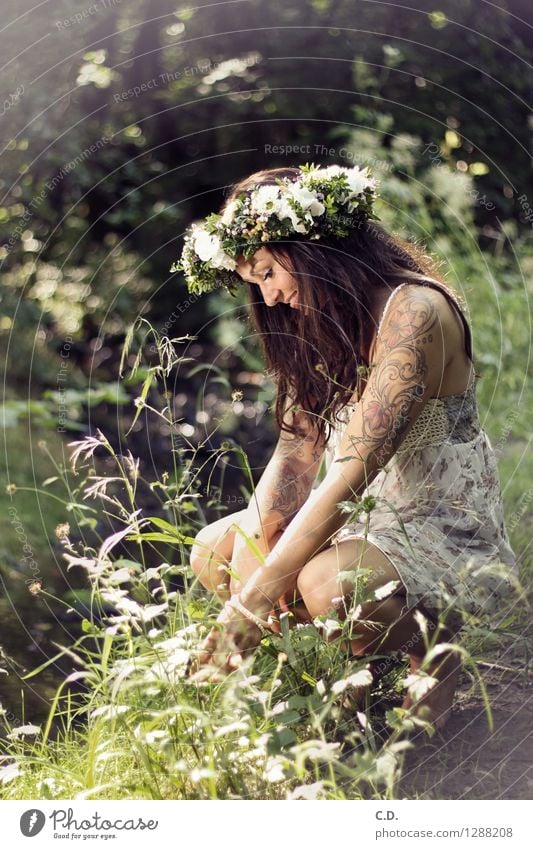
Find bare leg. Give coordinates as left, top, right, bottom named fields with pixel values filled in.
left=189, top=512, right=295, bottom=617
left=189, top=508, right=250, bottom=599
left=297, top=537, right=462, bottom=730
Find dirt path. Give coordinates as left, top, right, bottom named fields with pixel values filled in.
left=397, top=665, right=532, bottom=799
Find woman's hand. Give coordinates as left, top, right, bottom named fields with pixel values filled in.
left=192, top=602, right=265, bottom=678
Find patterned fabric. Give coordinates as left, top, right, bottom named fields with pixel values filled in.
left=323, top=285, right=520, bottom=634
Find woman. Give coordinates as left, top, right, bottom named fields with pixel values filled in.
left=174, top=163, right=518, bottom=732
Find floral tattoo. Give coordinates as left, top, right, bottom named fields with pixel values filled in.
left=347, top=289, right=437, bottom=470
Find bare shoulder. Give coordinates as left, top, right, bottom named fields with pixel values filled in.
left=374, top=282, right=460, bottom=363
left=369, top=282, right=459, bottom=399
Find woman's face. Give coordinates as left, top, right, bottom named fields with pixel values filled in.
left=235, top=247, right=301, bottom=310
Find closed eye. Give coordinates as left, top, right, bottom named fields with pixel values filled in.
left=241, top=267, right=273, bottom=285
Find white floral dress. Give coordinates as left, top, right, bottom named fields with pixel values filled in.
left=324, top=280, right=519, bottom=634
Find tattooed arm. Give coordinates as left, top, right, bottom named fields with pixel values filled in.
left=235, top=285, right=453, bottom=611
left=229, top=395, right=326, bottom=591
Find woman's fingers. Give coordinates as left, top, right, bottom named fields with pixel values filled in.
left=196, top=626, right=222, bottom=665
left=188, top=610, right=264, bottom=681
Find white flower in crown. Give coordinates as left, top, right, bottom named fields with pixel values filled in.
left=220, top=199, right=240, bottom=225
left=250, top=184, right=280, bottom=215
left=192, top=226, right=235, bottom=270
left=346, top=167, right=374, bottom=196
left=287, top=183, right=326, bottom=217
left=173, top=162, right=380, bottom=295
left=276, top=196, right=308, bottom=232
left=274, top=184, right=326, bottom=232
left=319, top=164, right=345, bottom=179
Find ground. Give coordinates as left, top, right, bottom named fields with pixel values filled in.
left=395, top=663, right=532, bottom=799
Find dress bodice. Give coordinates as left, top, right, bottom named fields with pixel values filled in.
left=325, top=278, right=481, bottom=466
left=325, top=379, right=481, bottom=469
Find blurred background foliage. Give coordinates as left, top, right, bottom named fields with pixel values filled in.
left=0, top=0, right=531, bottom=719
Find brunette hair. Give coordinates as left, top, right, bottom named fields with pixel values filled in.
left=221, top=166, right=457, bottom=446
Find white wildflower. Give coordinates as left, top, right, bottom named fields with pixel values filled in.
left=7, top=724, right=41, bottom=738
left=90, top=704, right=130, bottom=721
left=139, top=602, right=168, bottom=623
left=214, top=720, right=249, bottom=739
left=374, top=580, right=401, bottom=600
left=331, top=669, right=372, bottom=695
left=297, top=740, right=341, bottom=762
left=403, top=673, right=439, bottom=702
left=413, top=608, right=429, bottom=635
left=314, top=617, right=341, bottom=639
left=105, top=567, right=133, bottom=585
left=288, top=780, right=325, bottom=800
left=62, top=553, right=109, bottom=577
left=0, top=762, right=20, bottom=784
left=264, top=757, right=286, bottom=783
left=189, top=767, right=217, bottom=783
left=96, top=510, right=144, bottom=566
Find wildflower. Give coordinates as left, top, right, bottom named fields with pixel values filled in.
left=90, top=705, right=130, bottom=721
left=38, top=776, right=59, bottom=794
left=27, top=580, right=42, bottom=595
left=7, top=724, right=41, bottom=739
left=189, top=767, right=217, bottom=784
left=5, top=483, right=17, bottom=494
left=120, top=450, right=140, bottom=483
left=332, top=667, right=374, bottom=696
left=139, top=603, right=168, bottom=623
left=63, top=552, right=108, bottom=577
left=288, top=781, right=325, bottom=800
left=264, top=757, right=286, bottom=783
left=68, top=429, right=110, bottom=471
left=314, top=617, right=342, bottom=639
left=83, top=476, right=122, bottom=500
left=374, top=579, right=401, bottom=600
left=105, top=567, right=133, bottom=585
left=0, top=762, right=20, bottom=785
left=403, top=672, right=439, bottom=702
left=297, top=740, right=341, bottom=762
left=96, top=509, right=145, bottom=568
left=231, top=389, right=243, bottom=402
left=54, top=522, right=70, bottom=540
left=413, top=609, right=429, bottom=635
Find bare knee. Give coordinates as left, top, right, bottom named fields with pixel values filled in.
left=296, top=562, right=332, bottom=619
left=189, top=525, right=229, bottom=594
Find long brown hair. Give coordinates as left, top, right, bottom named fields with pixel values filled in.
left=221, top=166, right=460, bottom=446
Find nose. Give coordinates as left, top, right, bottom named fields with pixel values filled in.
left=260, top=282, right=282, bottom=307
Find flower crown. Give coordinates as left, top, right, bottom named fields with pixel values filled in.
left=171, top=162, right=380, bottom=295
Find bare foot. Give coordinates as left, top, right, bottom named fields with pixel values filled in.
left=401, top=650, right=462, bottom=732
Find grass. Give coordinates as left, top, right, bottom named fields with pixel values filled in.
left=1, top=275, right=531, bottom=800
